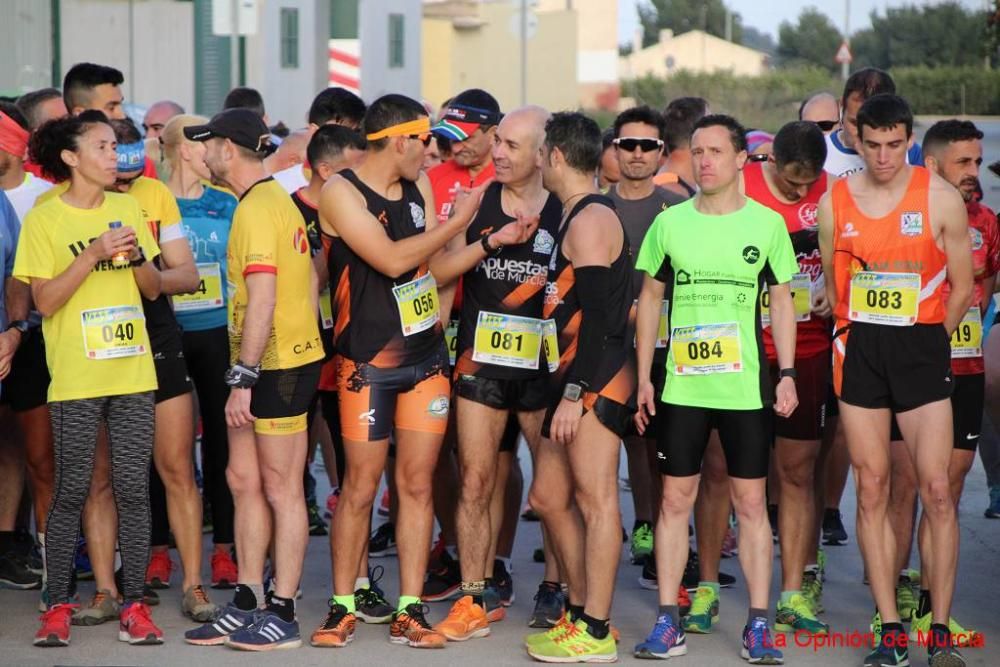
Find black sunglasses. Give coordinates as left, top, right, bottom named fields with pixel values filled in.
left=409, top=133, right=433, bottom=147
left=613, top=137, right=664, bottom=153
left=747, top=154, right=769, bottom=162
left=813, top=120, right=838, bottom=132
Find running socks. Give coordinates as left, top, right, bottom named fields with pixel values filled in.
left=567, top=603, right=585, bottom=622
left=233, top=583, right=263, bottom=611
left=748, top=607, right=768, bottom=626
left=354, top=576, right=370, bottom=590
left=460, top=580, right=486, bottom=607
left=334, top=594, right=356, bottom=614
left=267, top=593, right=295, bottom=623
left=658, top=604, right=680, bottom=625
left=580, top=612, right=610, bottom=639
left=397, top=595, right=421, bottom=613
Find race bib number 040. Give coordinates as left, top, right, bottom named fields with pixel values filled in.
left=81, top=305, right=148, bottom=360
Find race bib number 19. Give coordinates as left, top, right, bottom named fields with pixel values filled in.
left=951, top=306, right=983, bottom=358
left=761, top=273, right=812, bottom=326
left=542, top=319, right=559, bottom=373
left=81, top=305, right=148, bottom=360
left=392, top=273, right=441, bottom=336
left=670, top=322, right=742, bottom=375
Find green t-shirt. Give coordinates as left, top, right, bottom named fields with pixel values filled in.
left=636, top=197, right=798, bottom=409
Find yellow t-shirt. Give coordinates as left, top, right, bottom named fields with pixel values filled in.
left=13, top=193, right=161, bottom=401
left=227, top=177, right=323, bottom=370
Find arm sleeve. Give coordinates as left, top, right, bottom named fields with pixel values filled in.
left=565, top=265, right=612, bottom=388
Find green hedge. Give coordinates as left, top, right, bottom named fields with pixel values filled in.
left=617, top=67, right=1000, bottom=132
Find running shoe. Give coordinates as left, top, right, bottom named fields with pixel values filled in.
left=493, top=558, right=514, bottom=606
left=721, top=524, right=739, bottom=558
left=184, top=602, right=254, bottom=646
left=211, top=548, right=238, bottom=589
left=683, top=586, right=720, bottom=634
left=356, top=565, right=394, bottom=623
left=527, top=618, right=617, bottom=663
left=435, top=595, right=490, bottom=641
left=864, top=623, right=908, bottom=667
left=226, top=609, right=301, bottom=651
left=775, top=592, right=829, bottom=635
left=741, top=617, right=783, bottom=664
left=145, top=550, right=173, bottom=589
left=926, top=624, right=967, bottom=667
left=822, top=507, right=849, bottom=545
left=909, top=612, right=981, bottom=647
left=118, top=601, right=164, bottom=645
left=682, top=550, right=735, bottom=590
left=639, top=555, right=658, bottom=590
left=34, top=603, right=77, bottom=647
left=802, top=568, right=824, bottom=614
left=311, top=601, right=356, bottom=647
left=816, top=549, right=827, bottom=581
left=483, top=580, right=506, bottom=622
left=368, top=522, right=397, bottom=558
left=768, top=504, right=779, bottom=543
left=422, top=550, right=461, bottom=602
left=183, top=585, right=218, bottom=623
left=389, top=602, right=446, bottom=648
left=526, top=611, right=573, bottom=646
left=0, top=550, right=42, bottom=589
left=896, top=577, right=918, bottom=623
left=529, top=581, right=565, bottom=628
left=324, top=489, right=340, bottom=519
left=74, top=537, right=93, bottom=580
left=72, top=589, right=120, bottom=626
left=630, top=523, right=654, bottom=564
left=635, top=613, right=687, bottom=660
left=985, top=485, right=1000, bottom=519
left=308, top=504, right=328, bottom=536
left=377, top=488, right=391, bottom=517
left=521, top=501, right=540, bottom=521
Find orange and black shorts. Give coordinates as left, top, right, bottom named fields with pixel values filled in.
left=542, top=357, right=637, bottom=440
left=335, top=347, right=451, bottom=442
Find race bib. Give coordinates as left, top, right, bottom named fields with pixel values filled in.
left=445, top=319, right=459, bottom=366
left=761, top=273, right=812, bottom=326
left=391, top=273, right=440, bottom=336
left=670, top=322, right=743, bottom=375
left=472, top=312, right=543, bottom=370
left=542, top=319, right=559, bottom=373
left=951, top=306, right=983, bottom=358
left=173, top=263, right=223, bottom=312
left=81, top=305, right=148, bottom=360
left=848, top=272, right=920, bottom=326
left=318, top=287, right=334, bottom=330
left=633, top=299, right=670, bottom=348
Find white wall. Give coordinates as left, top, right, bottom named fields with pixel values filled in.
left=0, top=0, right=53, bottom=94
left=359, top=0, right=421, bottom=102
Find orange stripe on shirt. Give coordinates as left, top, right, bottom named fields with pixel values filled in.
left=244, top=264, right=277, bottom=276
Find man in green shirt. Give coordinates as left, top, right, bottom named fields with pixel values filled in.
left=632, top=114, right=799, bottom=663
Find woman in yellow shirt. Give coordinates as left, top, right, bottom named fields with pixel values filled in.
left=13, top=111, right=165, bottom=648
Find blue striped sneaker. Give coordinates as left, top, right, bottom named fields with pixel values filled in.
left=635, top=614, right=687, bottom=659
left=741, top=617, right=783, bottom=664
left=225, top=609, right=302, bottom=651
left=184, top=603, right=254, bottom=646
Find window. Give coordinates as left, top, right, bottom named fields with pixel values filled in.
left=388, top=13, right=404, bottom=68
left=280, top=8, right=299, bottom=68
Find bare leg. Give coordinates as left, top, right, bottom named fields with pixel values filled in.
left=695, top=432, right=730, bottom=582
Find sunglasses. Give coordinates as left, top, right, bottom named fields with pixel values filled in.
left=747, top=154, right=769, bottom=163
left=613, top=137, right=664, bottom=153
left=813, top=120, right=838, bottom=132
left=409, top=133, right=432, bottom=147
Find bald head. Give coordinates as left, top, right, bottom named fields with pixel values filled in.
left=493, top=105, right=551, bottom=185
left=143, top=100, right=185, bottom=139
left=501, top=105, right=551, bottom=152
left=799, top=93, right=840, bottom=134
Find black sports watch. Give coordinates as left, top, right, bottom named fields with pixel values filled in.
left=224, top=360, right=262, bottom=388
left=481, top=234, right=503, bottom=256
left=129, top=248, right=147, bottom=267
left=563, top=382, right=583, bottom=402
left=778, top=368, right=798, bottom=380
left=5, top=320, right=30, bottom=335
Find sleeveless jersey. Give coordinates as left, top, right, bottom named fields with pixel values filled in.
left=831, top=167, right=946, bottom=327
left=542, top=194, right=634, bottom=405
left=743, top=161, right=830, bottom=359
left=455, top=183, right=562, bottom=379
left=328, top=170, right=443, bottom=366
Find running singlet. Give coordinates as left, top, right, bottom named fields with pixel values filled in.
left=543, top=194, right=634, bottom=404
left=429, top=159, right=496, bottom=224
left=636, top=198, right=798, bottom=410
left=946, top=200, right=1000, bottom=375
left=13, top=193, right=160, bottom=401
left=824, top=131, right=923, bottom=177
left=175, top=186, right=237, bottom=332
left=329, top=169, right=443, bottom=366
left=455, top=183, right=561, bottom=379
left=742, top=161, right=830, bottom=360
left=227, top=177, right=324, bottom=371
left=830, top=167, right=946, bottom=327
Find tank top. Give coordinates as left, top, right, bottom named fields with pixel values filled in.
left=328, top=170, right=443, bottom=366
left=542, top=194, right=633, bottom=401
left=455, top=183, right=562, bottom=379
left=743, top=161, right=830, bottom=359
left=831, top=167, right=946, bottom=327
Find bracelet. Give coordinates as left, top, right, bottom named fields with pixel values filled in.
left=224, top=361, right=262, bottom=388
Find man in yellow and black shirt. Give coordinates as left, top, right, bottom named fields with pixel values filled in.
left=183, top=109, right=322, bottom=651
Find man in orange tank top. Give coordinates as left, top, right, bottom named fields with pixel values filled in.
left=818, top=95, right=973, bottom=667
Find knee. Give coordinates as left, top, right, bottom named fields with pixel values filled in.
left=24, top=447, right=54, bottom=485
left=226, top=464, right=260, bottom=499
left=155, top=456, right=195, bottom=490
left=731, top=487, right=767, bottom=521
left=340, top=471, right=380, bottom=510
left=855, top=469, right=890, bottom=512
left=261, top=469, right=300, bottom=508
left=87, top=464, right=112, bottom=499
left=701, top=454, right=728, bottom=486
left=659, top=483, right=695, bottom=518
left=459, top=467, right=492, bottom=507
left=920, top=476, right=954, bottom=515
left=395, top=474, right=433, bottom=506
left=528, top=482, right=571, bottom=519
left=777, top=458, right=814, bottom=490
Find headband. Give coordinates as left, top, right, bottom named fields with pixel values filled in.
left=116, top=141, right=146, bottom=173
left=366, top=117, right=431, bottom=141
left=0, top=112, right=29, bottom=160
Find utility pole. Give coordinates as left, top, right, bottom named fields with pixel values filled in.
left=520, top=0, right=527, bottom=106
left=842, top=0, right=850, bottom=80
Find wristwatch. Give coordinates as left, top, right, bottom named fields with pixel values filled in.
left=129, top=248, right=147, bottom=267
left=778, top=368, right=798, bottom=380
left=224, top=360, right=262, bottom=388
left=481, top=234, right=503, bottom=256
left=563, top=382, right=583, bottom=402
left=5, top=320, right=30, bottom=335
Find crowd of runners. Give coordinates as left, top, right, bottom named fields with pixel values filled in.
left=0, top=60, right=997, bottom=667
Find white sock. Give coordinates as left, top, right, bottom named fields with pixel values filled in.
left=354, top=576, right=370, bottom=590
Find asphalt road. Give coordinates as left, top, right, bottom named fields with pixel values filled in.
left=2, top=445, right=998, bottom=667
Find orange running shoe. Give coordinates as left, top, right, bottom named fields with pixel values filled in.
left=435, top=595, right=489, bottom=641
left=310, top=601, right=355, bottom=648
left=390, top=603, right=446, bottom=649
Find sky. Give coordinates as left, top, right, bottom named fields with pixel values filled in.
left=618, top=0, right=989, bottom=43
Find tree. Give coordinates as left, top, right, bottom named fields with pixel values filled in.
left=742, top=26, right=777, bottom=56
left=776, top=8, right=843, bottom=72
left=638, top=0, right=743, bottom=47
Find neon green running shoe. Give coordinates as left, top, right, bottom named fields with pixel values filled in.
left=802, top=568, right=824, bottom=614
left=527, top=619, right=617, bottom=663
left=681, top=586, right=719, bottom=634
left=908, top=611, right=982, bottom=647
left=526, top=612, right=574, bottom=647
left=870, top=610, right=882, bottom=647
left=816, top=549, right=827, bottom=582
left=630, top=523, right=654, bottom=564
left=895, top=580, right=917, bottom=622
left=775, top=593, right=829, bottom=635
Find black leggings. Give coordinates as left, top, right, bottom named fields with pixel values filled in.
left=182, top=326, right=235, bottom=544
left=48, top=393, right=154, bottom=604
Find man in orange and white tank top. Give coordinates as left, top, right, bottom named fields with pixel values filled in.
left=818, top=95, right=973, bottom=667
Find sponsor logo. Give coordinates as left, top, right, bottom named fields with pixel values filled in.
left=842, top=222, right=859, bottom=238
left=358, top=409, right=376, bottom=424
left=549, top=245, right=559, bottom=271
left=798, top=202, right=819, bottom=229
left=293, top=227, right=309, bottom=254
left=742, top=246, right=760, bottom=264
left=477, top=257, right=548, bottom=284
left=410, top=202, right=426, bottom=228
left=533, top=228, right=555, bottom=255
left=900, top=211, right=923, bottom=237
left=966, top=433, right=979, bottom=440
left=427, top=395, right=450, bottom=418
left=970, top=228, right=983, bottom=251
left=676, top=269, right=691, bottom=285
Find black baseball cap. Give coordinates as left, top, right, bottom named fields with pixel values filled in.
left=183, top=108, right=276, bottom=154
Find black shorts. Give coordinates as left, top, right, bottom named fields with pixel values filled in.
left=951, top=373, right=984, bottom=452
left=454, top=373, right=549, bottom=412
left=541, top=393, right=634, bottom=440
left=835, top=322, right=952, bottom=413
left=152, top=327, right=193, bottom=404
left=499, top=413, right=520, bottom=453
left=769, top=350, right=829, bottom=441
left=625, top=355, right=667, bottom=440
left=251, top=361, right=322, bottom=434
left=0, top=330, right=49, bottom=412
left=656, top=403, right=773, bottom=479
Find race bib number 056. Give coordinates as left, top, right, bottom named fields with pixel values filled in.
left=392, top=273, right=440, bottom=336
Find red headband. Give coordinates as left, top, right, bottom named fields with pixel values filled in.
left=0, top=112, right=29, bottom=160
